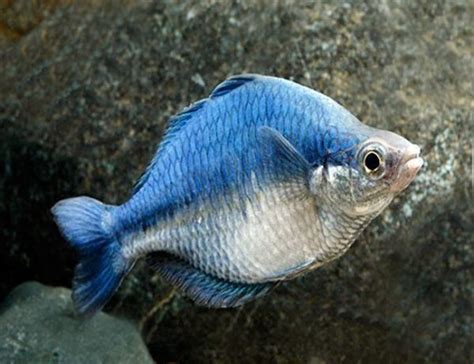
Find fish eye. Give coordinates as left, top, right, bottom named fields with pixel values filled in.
left=359, top=145, right=386, bottom=179
left=364, top=152, right=381, bottom=172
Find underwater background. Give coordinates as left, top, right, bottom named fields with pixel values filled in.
left=0, top=1, right=472, bottom=363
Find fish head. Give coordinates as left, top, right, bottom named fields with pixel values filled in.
left=313, top=129, right=423, bottom=217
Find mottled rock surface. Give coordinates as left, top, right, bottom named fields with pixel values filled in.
left=0, top=1, right=472, bottom=363
left=0, top=282, right=153, bottom=363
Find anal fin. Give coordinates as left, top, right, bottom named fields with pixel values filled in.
left=148, top=253, right=276, bottom=308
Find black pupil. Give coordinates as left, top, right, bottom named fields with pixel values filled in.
left=365, top=152, right=380, bottom=171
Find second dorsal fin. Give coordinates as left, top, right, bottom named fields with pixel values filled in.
left=132, top=74, right=260, bottom=195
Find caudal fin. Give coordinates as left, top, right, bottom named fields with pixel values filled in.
left=51, top=196, right=131, bottom=316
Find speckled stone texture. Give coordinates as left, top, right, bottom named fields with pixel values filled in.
left=0, top=282, right=153, bottom=363
left=0, top=1, right=472, bottom=363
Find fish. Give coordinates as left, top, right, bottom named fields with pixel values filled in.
left=52, top=74, right=423, bottom=315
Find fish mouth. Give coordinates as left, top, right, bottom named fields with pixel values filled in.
left=390, top=144, right=423, bottom=193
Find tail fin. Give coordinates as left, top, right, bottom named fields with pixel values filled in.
left=51, top=197, right=131, bottom=316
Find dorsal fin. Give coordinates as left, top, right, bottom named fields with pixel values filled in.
left=132, top=74, right=259, bottom=195
left=210, top=74, right=258, bottom=98
left=148, top=253, right=276, bottom=308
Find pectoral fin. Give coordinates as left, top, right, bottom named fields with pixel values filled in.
left=257, top=126, right=312, bottom=200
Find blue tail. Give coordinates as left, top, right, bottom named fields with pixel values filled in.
left=51, top=196, right=132, bottom=316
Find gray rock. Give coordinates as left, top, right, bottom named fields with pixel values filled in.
left=0, top=1, right=472, bottom=363
left=0, top=282, right=153, bottom=364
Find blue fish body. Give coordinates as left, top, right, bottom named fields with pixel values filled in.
left=52, top=75, right=423, bottom=314
left=118, top=76, right=360, bottom=228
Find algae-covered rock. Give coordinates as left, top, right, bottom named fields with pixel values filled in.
left=0, top=1, right=472, bottom=363
left=0, top=282, right=153, bottom=364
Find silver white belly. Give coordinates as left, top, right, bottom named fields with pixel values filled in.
left=121, top=182, right=331, bottom=283
left=120, top=159, right=376, bottom=283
